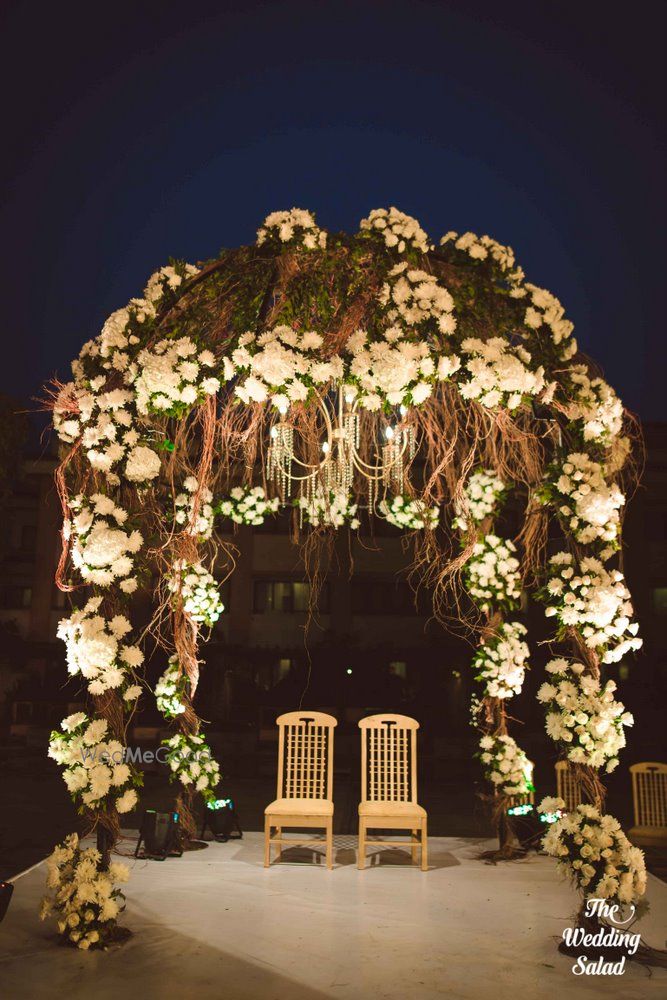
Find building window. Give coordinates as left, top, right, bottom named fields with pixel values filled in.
left=253, top=580, right=329, bottom=614
left=651, top=587, right=667, bottom=615
left=351, top=579, right=421, bottom=615
left=0, top=586, right=32, bottom=609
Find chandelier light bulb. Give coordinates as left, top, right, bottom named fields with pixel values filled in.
left=385, top=425, right=395, bottom=441
left=321, top=441, right=330, bottom=454
left=270, top=426, right=278, bottom=439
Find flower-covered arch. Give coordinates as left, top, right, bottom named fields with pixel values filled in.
left=43, top=206, right=645, bottom=948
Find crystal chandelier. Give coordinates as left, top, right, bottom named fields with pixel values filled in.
left=266, top=386, right=415, bottom=513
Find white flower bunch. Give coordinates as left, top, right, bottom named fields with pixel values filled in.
left=542, top=452, right=624, bottom=549
left=379, top=494, right=439, bottom=530
left=566, top=365, right=624, bottom=445
left=230, top=324, right=342, bottom=407
left=134, top=337, right=219, bottom=417
left=345, top=327, right=459, bottom=410
left=453, top=468, right=507, bottom=527
left=522, top=282, right=577, bottom=358
left=66, top=494, right=142, bottom=591
left=40, top=833, right=129, bottom=950
left=256, top=208, right=327, bottom=250
left=48, top=714, right=139, bottom=813
left=359, top=207, right=430, bottom=254
left=155, top=655, right=188, bottom=718
left=57, top=597, right=144, bottom=697
left=440, top=231, right=520, bottom=278
left=458, top=337, right=545, bottom=411
left=478, top=733, right=534, bottom=796
left=298, top=488, right=360, bottom=529
left=142, top=263, right=198, bottom=308
left=464, top=534, right=522, bottom=612
left=168, top=560, right=224, bottom=625
left=473, top=621, right=529, bottom=699
left=378, top=263, right=456, bottom=337
left=542, top=553, right=642, bottom=663
left=162, top=732, right=221, bottom=804
left=537, top=659, right=633, bottom=772
left=539, top=801, right=647, bottom=906
left=217, top=485, right=279, bottom=525
left=174, top=476, right=215, bottom=539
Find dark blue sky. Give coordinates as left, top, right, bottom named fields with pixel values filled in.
left=2, top=1, right=665, bottom=417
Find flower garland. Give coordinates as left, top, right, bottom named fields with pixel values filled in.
left=453, top=468, right=508, bottom=528
left=359, top=207, right=430, bottom=254
left=297, top=489, right=360, bottom=529
left=463, top=534, right=522, bottom=613
left=539, top=801, right=647, bottom=907
left=48, top=714, right=140, bottom=813
left=539, top=452, right=624, bottom=552
left=173, top=476, right=215, bottom=539
left=345, top=326, right=454, bottom=410
left=378, top=263, right=456, bottom=339
left=541, top=553, right=642, bottom=663
left=40, top=834, right=130, bottom=950
left=379, top=494, right=439, bottom=530
left=168, top=560, right=224, bottom=626
left=478, top=734, right=534, bottom=797
left=256, top=208, right=327, bottom=250
left=56, top=598, right=144, bottom=698
left=472, top=621, right=529, bottom=699
left=537, top=658, right=633, bottom=773
left=134, top=337, right=219, bottom=418
left=155, top=656, right=189, bottom=718
left=217, top=485, right=279, bottom=525
left=162, top=732, right=221, bottom=804
left=457, top=337, right=545, bottom=411
left=565, top=365, right=624, bottom=446
left=66, top=494, right=143, bottom=591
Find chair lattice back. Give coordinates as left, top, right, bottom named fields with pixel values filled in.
left=630, top=762, right=667, bottom=828
left=555, top=760, right=581, bottom=812
left=276, top=711, right=337, bottom=801
left=360, top=714, right=419, bottom=803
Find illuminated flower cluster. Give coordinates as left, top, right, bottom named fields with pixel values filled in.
left=539, top=801, right=647, bottom=906
left=48, top=714, right=140, bottom=813
left=230, top=324, right=341, bottom=408
left=478, top=733, right=534, bottom=796
left=298, top=488, right=360, bottom=529
left=458, top=337, right=545, bottom=411
left=537, top=658, right=633, bottom=773
left=566, top=366, right=624, bottom=445
left=162, top=732, right=221, bottom=804
left=173, top=476, right=215, bottom=539
left=440, top=230, right=520, bottom=277
left=57, top=597, right=144, bottom=697
left=155, top=656, right=188, bottom=718
left=256, top=208, right=327, bottom=250
left=473, top=621, right=529, bottom=699
left=541, top=452, right=624, bottom=551
left=542, top=553, right=642, bottom=663
left=40, top=834, right=129, bottom=950
left=522, top=282, right=577, bottom=358
left=134, top=337, right=219, bottom=417
left=66, top=494, right=142, bottom=591
left=168, top=560, right=224, bottom=626
left=378, top=263, right=456, bottom=338
left=454, top=468, right=507, bottom=527
left=379, top=494, right=439, bottom=530
left=359, top=207, right=430, bottom=254
left=464, top=534, right=521, bottom=612
left=217, top=485, right=279, bottom=525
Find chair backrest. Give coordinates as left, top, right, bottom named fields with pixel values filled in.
left=275, top=711, right=337, bottom=802
left=359, top=713, right=419, bottom=804
left=555, top=760, right=581, bottom=812
left=630, top=762, right=667, bottom=828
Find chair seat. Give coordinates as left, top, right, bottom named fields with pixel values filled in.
left=359, top=800, right=426, bottom=818
left=265, top=797, right=333, bottom=816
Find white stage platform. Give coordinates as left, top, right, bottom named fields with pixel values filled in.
left=2, top=833, right=666, bottom=999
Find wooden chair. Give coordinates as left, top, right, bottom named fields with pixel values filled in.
left=357, top=714, right=427, bottom=871
left=555, top=760, right=581, bottom=812
left=629, top=762, right=667, bottom=847
left=264, top=711, right=337, bottom=869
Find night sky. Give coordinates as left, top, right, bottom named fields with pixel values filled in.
left=2, top=1, right=665, bottom=418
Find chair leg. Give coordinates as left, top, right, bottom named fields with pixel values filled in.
left=264, top=816, right=271, bottom=868
left=326, top=819, right=333, bottom=870
left=411, top=828, right=418, bottom=864
left=275, top=826, right=282, bottom=860
left=421, top=818, right=428, bottom=871
left=358, top=819, right=366, bottom=870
